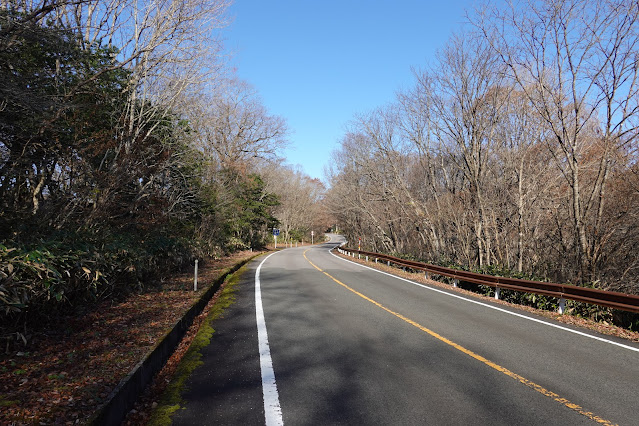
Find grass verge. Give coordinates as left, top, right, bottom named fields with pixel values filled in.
left=147, top=262, right=250, bottom=425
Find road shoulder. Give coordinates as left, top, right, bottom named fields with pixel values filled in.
left=161, top=259, right=264, bottom=425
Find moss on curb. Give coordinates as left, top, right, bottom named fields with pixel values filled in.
left=0, top=399, right=19, bottom=408
left=147, top=262, right=250, bottom=425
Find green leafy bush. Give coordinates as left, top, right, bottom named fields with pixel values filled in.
left=0, top=228, right=197, bottom=328
left=0, top=242, right=105, bottom=317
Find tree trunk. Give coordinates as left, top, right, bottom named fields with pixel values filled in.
left=517, top=159, right=525, bottom=273
left=570, top=158, right=589, bottom=282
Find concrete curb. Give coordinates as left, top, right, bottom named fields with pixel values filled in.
left=88, top=254, right=262, bottom=426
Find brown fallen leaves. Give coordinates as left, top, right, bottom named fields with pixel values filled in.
left=0, top=250, right=261, bottom=425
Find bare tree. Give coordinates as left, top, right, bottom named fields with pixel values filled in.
left=328, top=1, right=639, bottom=296
left=1, top=0, right=231, bottom=226
left=262, top=164, right=325, bottom=243
left=196, top=78, right=288, bottom=172
left=491, top=89, right=556, bottom=272
left=418, top=33, right=508, bottom=267
left=473, top=0, right=639, bottom=281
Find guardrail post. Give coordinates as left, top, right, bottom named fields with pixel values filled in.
left=558, top=298, right=566, bottom=314
left=495, top=287, right=501, bottom=300
left=387, top=260, right=391, bottom=266
left=358, top=253, right=361, bottom=259
left=425, top=271, right=430, bottom=280
left=453, top=279, right=458, bottom=288
left=365, top=256, right=368, bottom=262
left=375, top=258, right=378, bottom=263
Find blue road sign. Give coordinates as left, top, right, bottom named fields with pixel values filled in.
left=273, top=228, right=280, bottom=236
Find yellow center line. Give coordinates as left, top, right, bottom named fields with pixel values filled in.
left=302, top=249, right=615, bottom=425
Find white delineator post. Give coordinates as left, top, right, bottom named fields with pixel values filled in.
left=194, top=259, right=198, bottom=291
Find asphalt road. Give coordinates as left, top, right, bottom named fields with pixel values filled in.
left=173, top=235, right=639, bottom=425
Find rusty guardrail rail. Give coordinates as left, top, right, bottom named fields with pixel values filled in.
left=336, top=247, right=639, bottom=314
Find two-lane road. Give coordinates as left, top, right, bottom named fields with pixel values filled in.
left=173, top=235, right=639, bottom=425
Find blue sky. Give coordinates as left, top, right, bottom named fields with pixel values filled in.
left=224, top=1, right=473, bottom=182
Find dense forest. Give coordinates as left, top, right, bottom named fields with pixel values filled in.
left=327, top=0, right=639, bottom=297
left=0, top=0, right=327, bottom=332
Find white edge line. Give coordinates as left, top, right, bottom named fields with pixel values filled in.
left=255, top=252, right=284, bottom=426
left=329, top=247, right=639, bottom=354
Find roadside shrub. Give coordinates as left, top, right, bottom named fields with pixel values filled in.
left=0, top=229, right=196, bottom=331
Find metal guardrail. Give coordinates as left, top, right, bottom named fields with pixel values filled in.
left=336, top=247, right=639, bottom=314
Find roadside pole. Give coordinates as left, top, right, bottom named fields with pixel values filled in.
left=194, top=259, right=198, bottom=291
left=273, top=228, right=280, bottom=249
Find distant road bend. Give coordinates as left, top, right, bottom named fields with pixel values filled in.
left=173, top=234, right=639, bottom=425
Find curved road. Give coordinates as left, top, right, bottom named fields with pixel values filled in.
left=173, top=235, right=639, bottom=425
